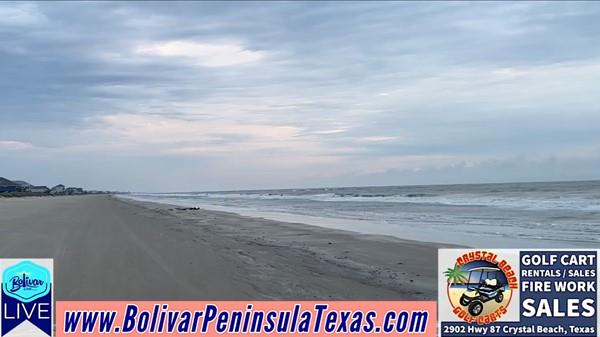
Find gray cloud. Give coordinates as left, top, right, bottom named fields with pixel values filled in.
left=1, top=2, right=599, bottom=191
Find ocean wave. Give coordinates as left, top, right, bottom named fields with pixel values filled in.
left=122, top=181, right=600, bottom=248
left=128, top=190, right=600, bottom=211
left=130, top=180, right=600, bottom=213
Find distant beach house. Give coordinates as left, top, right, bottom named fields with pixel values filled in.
left=13, top=180, right=32, bottom=192
left=1, top=180, right=83, bottom=195
left=30, top=186, right=50, bottom=193
left=0, top=177, right=22, bottom=193
left=50, top=184, right=66, bottom=194
left=65, top=187, right=84, bottom=195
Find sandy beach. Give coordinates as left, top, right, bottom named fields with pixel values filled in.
left=0, top=195, right=442, bottom=300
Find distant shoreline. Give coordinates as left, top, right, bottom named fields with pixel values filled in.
left=0, top=191, right=109, bottom=198
left=127, top=179, right=600, bottom=195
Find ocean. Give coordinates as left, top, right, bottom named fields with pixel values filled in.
left=122, top=180, right=600, bottom=248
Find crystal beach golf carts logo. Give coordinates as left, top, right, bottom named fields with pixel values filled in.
left=443, top=250, right=518, bottom=324
left=1, top=259, right=53, bottom=337
left=440, top=249, right=597, bottom=337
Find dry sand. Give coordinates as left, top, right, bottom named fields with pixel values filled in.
left=0, top=195, right=444, bottom=300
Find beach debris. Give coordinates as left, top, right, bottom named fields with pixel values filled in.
left=335, top=193, right=387, bottom=198
left=405, top=193, right=433, bottom=197
left=173, top=207, right=201, bottom=211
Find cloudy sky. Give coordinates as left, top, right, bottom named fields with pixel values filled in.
left=1, top=2, right=599, bottom=191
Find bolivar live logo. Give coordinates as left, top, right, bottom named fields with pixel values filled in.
left=1, top=259, right=53, bottom=337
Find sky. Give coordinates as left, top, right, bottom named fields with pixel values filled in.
left=1, top=2, right=600, bottom=192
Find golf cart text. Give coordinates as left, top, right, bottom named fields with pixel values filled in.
left=521, top=253, right=596, bottom=266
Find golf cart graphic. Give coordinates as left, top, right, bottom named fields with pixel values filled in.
left=458, top=267, right=505, bottom=316
left=444, top=259, right=512, bottom=321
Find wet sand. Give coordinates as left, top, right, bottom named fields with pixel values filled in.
left=0, top=195, right=443, bottom=300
